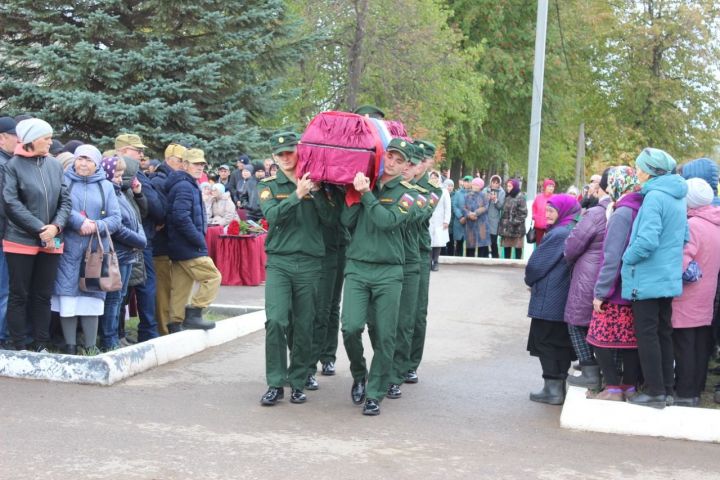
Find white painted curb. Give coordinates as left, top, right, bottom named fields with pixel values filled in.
left=560, top=385, right=720, bottom=443
left=0, top=309, right=266, bottom=386
left=439, top=255, right=527, bottom=267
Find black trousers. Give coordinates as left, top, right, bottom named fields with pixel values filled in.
left=504, top=247, right=523, bottom=260
left=443, top=234, right=454, bottom=256
left=490, top=234, right=500, bottom=259
left=632, top=298, right=674, bottom=396
left=540, top=357, right=570, bottom=380
left=673, top=326, right=713, bottom=398
left=454, top=240, right=464, bottom=256
left=6, top=252, right=61, bottom=348
left=595, top=348, right=640, bottom=387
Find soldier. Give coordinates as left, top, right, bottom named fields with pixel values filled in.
left=353, top=105, right=386, bottom=119
left=341, top=137, right=416, bottom=416
left=405, top=140, right=441, bottom=384
left=259, top=131, right=331, bottom=406
left=387, top=144, right=428, bottom=399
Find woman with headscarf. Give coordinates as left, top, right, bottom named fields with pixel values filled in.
left=209, top=183, right=239, bottom=226
left=620, top=148, right=687, bottom=408
left=462, top=178, right=491, bottom=257
left=52, top=145, right=122, bottom=355
left=586, top=166, right=643, bottom=401
left=563, top=168, right=611, bottom=390
left=498, top=179, right=527, bottom=260
left=670, top=178, right=720, bottom=407
left=524, top=194, right=581, bottom=405
left=531, top=179, right=555, bottom=244
left=2, top=119, right=72, bottom=351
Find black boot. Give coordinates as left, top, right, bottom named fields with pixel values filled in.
left=182, top=306, right=215, bottom=330
left=567, top=365, right=601, bottom=389
left=529, top=378, right=566, bottom=405
left=64, top=344, right=77, bottom=355
left=167, top=322, right=184, bottom=334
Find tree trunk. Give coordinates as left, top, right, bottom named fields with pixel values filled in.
left=345, top=0, right=368, bottom=111
left=450, top=156, right=464, bottom=184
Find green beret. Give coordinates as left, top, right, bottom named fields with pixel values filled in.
left=386, top=138, right=412, bottom=162
left=354, top=105, right=385, bottom=119
left=270, top=131, right=300, bottom=155
left=414, top=140, right=436, bottom=159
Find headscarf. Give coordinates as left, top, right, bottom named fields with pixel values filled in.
left=635, top=148, right=676, bottom=176
left=686, top=178, right=714, bottom=209
left=101, top=156, right=119, bottom=182
left=471, top=177, right=484, bottom=189
left=490, top=174, right=502, bottom=186
left=507, top=178, right=521, bottom=197
left=212, top=183, right=226, bottom=194
left=607, top=166, right=639, bottom=202
left=443, top=179, right=454, bottom=188
left=542, top=178, right=555, bottom=193
left=546, top=194, right=580, bottom=229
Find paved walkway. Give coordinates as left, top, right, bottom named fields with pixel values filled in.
left=1, top=266, right=717, bottom=479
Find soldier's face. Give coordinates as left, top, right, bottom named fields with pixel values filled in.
left=383, top=150, right=407, bottom=177
left=274, top=150, right=298, bottom=172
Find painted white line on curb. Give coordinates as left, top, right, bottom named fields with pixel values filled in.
left=0, top=310, right=267, bottom=386
left=439, top=255, right=527, bottom=267
left=560, top=385, right=720, bottom=443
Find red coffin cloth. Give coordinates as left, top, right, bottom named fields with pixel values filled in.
left=205, top=225, right=224, bottom=262
left=215, top=235, right=267, bottom=286
left=385, top=120, right=410, bottom=140
left=297, top=111, right=385, bottom=202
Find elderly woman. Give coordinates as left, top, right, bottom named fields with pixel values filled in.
left=429, top=173, right=451, bottom=271
left=52, top=145, right=121, bottom=355
left=209, top=183, right=238, bottom=226
left=586, top=166, right=643, bottom=401
left=498, top=179, right=527, bottom=260
left=2, top=119, right=72, bottom=351
left=621, top=148, right=687, bottom=408
left=525, top=194, right=581, bottom=405
left=98, top=157, right=146, bottom=351
left=462, top=178, right=491, bottom=257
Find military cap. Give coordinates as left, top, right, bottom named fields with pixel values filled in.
left=354, top=105, right=386, bottom=119
left=115, top=133, right=147, bottom=150
left=165, top=143, right=187, bottom=160
left=414, top=140, right=436, bottom=159
left=182, top=148, right=207, bottom=164
left=386, top=138, right=412, bottom=162
left=270, top=131, right=300, bottom=155
left=463, top=175, right=473, bottom=182
left=408, top=142, right=424, bottom=165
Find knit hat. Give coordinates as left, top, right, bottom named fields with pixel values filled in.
left=101, top=156, right=119, bottom=181
left=685, top=177, right=714, bottom=209
left=200, top=182, right=211, bottom=190
left=542, top=178, right=555, bottom=190
left=471, top=177, right=485, bottom=189
left=606, top=166, right=639, bottom=202
left=75, top=144, right=102, bottom=166
left=50, top=139, right=64, bottom=156
left=62, top=139, right=83, bottom=154
left=680, top=158, right=719, bottom=192
left=16, top=118, right=53, bottom=144
left=56, top=152, right=75, bottom=170
left=635, top=148, right=676, bottom=176
left=212, top=183, right=226, bottom=194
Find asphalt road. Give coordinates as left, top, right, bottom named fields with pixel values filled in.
left=1, top=265, right=719, bottom=479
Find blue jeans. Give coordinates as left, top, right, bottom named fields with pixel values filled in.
left=100, top=263, right=132, bottom=350
left=134, top=246, right=159, bottom=342
left=0, top=247, right=8, bottom=341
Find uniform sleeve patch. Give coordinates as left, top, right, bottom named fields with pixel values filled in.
left=416, top=194, right=427, bottom=208
left=399, top=193, right=414, bottom=212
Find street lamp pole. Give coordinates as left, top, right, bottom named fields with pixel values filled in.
left=526, top=0, right=549, bottom=205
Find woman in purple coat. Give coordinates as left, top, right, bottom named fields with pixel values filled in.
left=586, top=166, right=642, bottom=401
left=564, top=169, right=612, bottom=389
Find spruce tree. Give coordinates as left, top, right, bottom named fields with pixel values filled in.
left=0, top=0, right=312, bottom=163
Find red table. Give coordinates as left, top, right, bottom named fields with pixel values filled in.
left=205, top=225, right=225, bottom=260
left=212, top=234, right=267, bottom=286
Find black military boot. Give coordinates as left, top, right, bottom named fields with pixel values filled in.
left=182, top=306, right=215, bottom=330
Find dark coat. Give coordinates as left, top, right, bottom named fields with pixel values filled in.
left=3, top=153, right=72, bottom=246
left=165, top=169, right=208, bottom=261
left=525, top=223, right=574, bottom=322
left=149, top=162, right=172, bottom=257
left=563, top=196, right=611, bottom=326
left=112, top=184, right=146, bottom=265
left=498, top=192, right=527, bottom=239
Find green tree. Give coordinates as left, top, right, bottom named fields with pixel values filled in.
left=0, top=0, right=313, bottom=163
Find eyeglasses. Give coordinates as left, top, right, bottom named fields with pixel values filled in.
left=127, top=147, right=145, bottom=154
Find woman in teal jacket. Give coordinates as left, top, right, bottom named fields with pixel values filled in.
left=621, top=148, right=688, bottom=409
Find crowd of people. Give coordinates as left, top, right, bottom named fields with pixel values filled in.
left=524, top=150, right=720, bottom=409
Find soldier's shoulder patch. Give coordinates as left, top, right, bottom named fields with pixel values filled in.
left=260, top=189, right=272, bottom=201
left=261, top=176, right=276, bottom=183
left=400, top=180, right=414, bottom=189
left=413, top=184, right=428, bottom=194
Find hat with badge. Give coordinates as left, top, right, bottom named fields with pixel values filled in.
left=409, top=142, right=424, bottom=165
left=270, top=131, right=300, bottom=155
left=386, top=138, right=412, bottom=162
left=0, top=117, right=17, bottom=135
left=115, top=133, right=147, bottom=150
left=183, top=148, right=207, bottom=164
left=354, top=105, right=386, bottom=119
left=414, top=140, right=436, bottom=159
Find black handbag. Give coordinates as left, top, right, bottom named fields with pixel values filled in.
left=526, top=221, right=536, bottom=244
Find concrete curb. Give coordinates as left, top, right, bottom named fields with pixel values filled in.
left=439, top=255, right=527, bottom=267
left=0, top=309, right=266, bottom=386
left=560, top=385, right=720, bottom=443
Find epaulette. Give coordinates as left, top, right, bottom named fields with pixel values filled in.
left=400, top=180, right=415, bottom=189
left=260, top=176, right=276, bottom=183
left=412, top=184, right=428, bottom=194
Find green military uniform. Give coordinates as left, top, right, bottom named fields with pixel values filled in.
left=388, top=150, right=430, bottom=388
left=407, top=140, right=441, bottom=376
left=311, top=185, right=350, bottom=373
left=341, top=150, right=416, bottom=403
left=260, top=135, right=331, bottom=392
